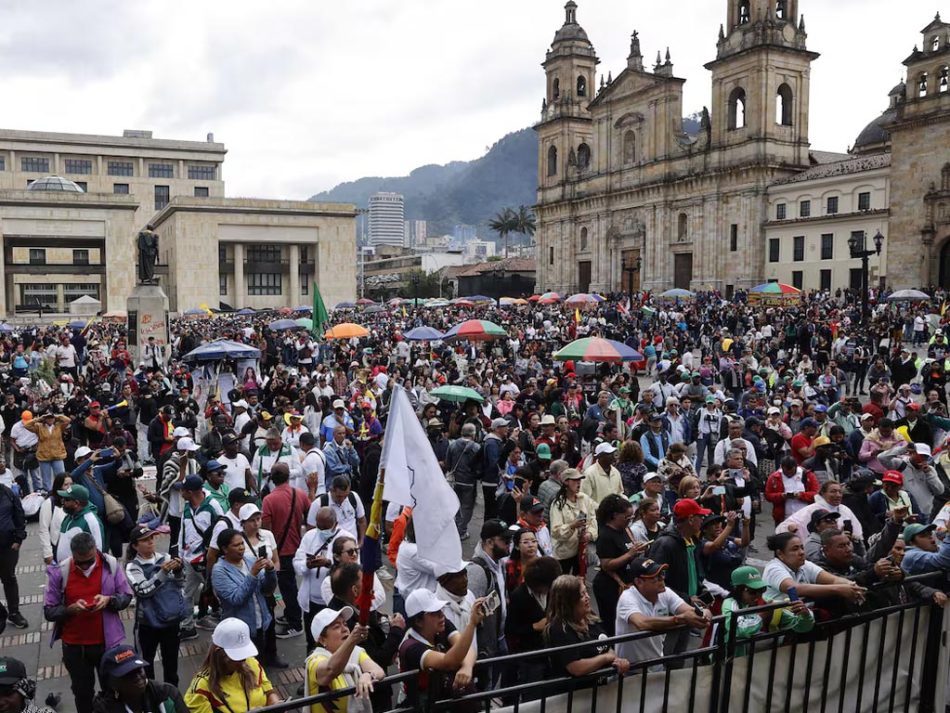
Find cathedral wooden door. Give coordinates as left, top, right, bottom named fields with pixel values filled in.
left=578, top=261, right=591, bottom=293
left=673, top=253, right=693, bottom=290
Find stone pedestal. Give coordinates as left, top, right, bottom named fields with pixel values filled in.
left=127, top=284, right=170, bottom=368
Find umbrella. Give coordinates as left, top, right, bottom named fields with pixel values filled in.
left=425, top=299, right=450, bottom=308
left=430, top=385, right=485, bottom=404
left=294, top=305, right=312, bottom=312
left=183, top=308, right=207, bottom=316
left=452, top=299, right=475, bottom=308
left=183, top=339, right=262, bottom=362
left=403, top=326, right=445, bottom=341
left=0, top=324, right=14, bottom=333
left=565, top=293, right=598, bottom=304
left=68, top=319, right=88, bottom=329
left=335, top=301, right=357, bottom=310
left=268, top=319, right=300, bottom=331
left=528, top=295, right=542, bottom=302
left=236, top=308, right=256, bottom=315
left=500, top=297, right=528, bottom=306
left=295, top=317, right=313, bottom=330
left=443, top=319, right=507, bottom=341
left=364, top=305, right=388, bottom=314
left=887, top=289, right=930, bottom=301
left=324, top=323, right=369, bottom=339
left=468, top=295, right=494, bottom=304
left=553, top=337, right=644, bottom=363
left=356, top=298, right=376, bottom=306
left=749, top=282, right=801, bottom=295
left=658, top=288, right=696, bottom=300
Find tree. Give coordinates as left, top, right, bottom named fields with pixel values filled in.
left=514, top=205, right=536, bottom=248
left=489, top=207, right=518, bottom=259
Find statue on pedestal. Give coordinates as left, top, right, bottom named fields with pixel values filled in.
left=137, top=226, right=159, bottom=284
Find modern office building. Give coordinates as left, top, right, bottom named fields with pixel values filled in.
left=368, top=192, right=406, bottom=246
left=404, top=219, right=427, bottom=248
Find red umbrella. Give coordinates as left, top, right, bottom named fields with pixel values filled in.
left=356, top=298, right=376, bottom=306
left=528, top=295, right=541, bottom=302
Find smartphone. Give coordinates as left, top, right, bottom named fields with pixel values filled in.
left=504, top=478, right=514, bottom=493
left=842, top=520, right=853, bottom=534
left=258, top=545, right=267, bottom=559
left=713, top=486, right=727, bottom=496
left=98, top=448, right=115, bottom=458
left=482, top=590, right=501, bottom=615
left=787, top=586, right=800, bottom=602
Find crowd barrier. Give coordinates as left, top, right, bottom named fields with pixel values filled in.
left=251, top=573, right=949, bottom=713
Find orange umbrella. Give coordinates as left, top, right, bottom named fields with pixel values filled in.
left=324, top=322, right=369, bottom=339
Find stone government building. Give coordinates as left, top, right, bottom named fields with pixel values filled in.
left=534, top=0, right=950, bottom=295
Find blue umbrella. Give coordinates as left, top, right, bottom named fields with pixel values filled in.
left=335, top=301, right=357, bottom=310
left=183, top=308, right=207, bottom=316
left=68, top=320, right=88, bottom=329
left=182, top=339, right=261, bottom=362
left=237, top=308, right=256, bottom=315
left=295, top=305, right=312, bottom=312
left=467, top=295, right=493, bottom=303
left=268, top=319, right=299, bottom=331
left=0, top=324, right=14, bottom=333
left=404, top=326, right=445, bottom=341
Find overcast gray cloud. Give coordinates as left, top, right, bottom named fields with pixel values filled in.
left=0, top=0, right=940, bottom=199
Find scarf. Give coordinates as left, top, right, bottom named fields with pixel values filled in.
left=435, top=584, right=474, bottom=631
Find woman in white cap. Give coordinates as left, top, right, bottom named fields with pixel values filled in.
left=239, top=503, right=281, bottom=666
left=38, top=472, right=72, bottom=564
left=184, top=617, right=282, bottom=712
left=304, top=607, right=384, bottom=712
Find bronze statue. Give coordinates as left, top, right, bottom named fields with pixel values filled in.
left=137, top=226, right=159, bottom=284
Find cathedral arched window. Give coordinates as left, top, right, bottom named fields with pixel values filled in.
left=623, top=130, right=637, bottom=164
left=939, top=66, right=949, bottom=94
left=919, top=73, right=929, bottom=98
left=677, top=213, right=688, bottom=241
left=738, top=0, right=751, bottom=25
left=776, top=84, right=793, bottom=125
left=577, top=76, right=587, bottom=97
left=553, top=78, right=560, bottom=100
left=776, top=0, right=787, bottom=20
left=577, top=143, right=591, bottom=170
left=547, top=145, right=558, bottom=177
left=933, top=35, right=941, bottom=52
left=580, top=227, right=588, bottom=251
left=728, top=87, right=747, bottom=130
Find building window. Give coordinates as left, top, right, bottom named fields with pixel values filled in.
left=941, top=66, right=949, bottom=93
left=301, top=281, right=308, bottom=295
left=800, top=200, right=811, bottom=218
left=62, top=283, right=100, bottom=300
left=826, top=196, right=838, bottom=215
left=549, top=246, right=555, bottom=265
left=21, top=157, right=49, bottom=173
left=730, top=224, right=738, bottom=251
left=919, top=73, right=929, bottom=98
left=820, top=234, right=834, bottom=260
left=576, top=143, right=591, bottom=170
left=776, top=203, right=787, bottom=220
left=148, top=163, right=174, bottom=179
left=248, top=272, right=282, bottom=295
left=775, top=0, right=787, bottom=20
left=776, top=83, right=793, bottom=126
left=819, top=269, right=832, bottom=291
left=552, top=78, right=560, bottom=100
left=738, top=0, right=751, bottom=25
left=219, top=274, right=228, bottom=296
left=858, top=192, right=871, bottom=211
left=194, top=186, right=209, bottom=197
left=29, top=249, right=46, bottom=265
left=792, top=235, right=804, bottom=262
left=580, top=227, right=588, bottom=251
left=247, top=245, right=282, bottom=263
left=107, top=161, right=133, bottom=176
left=64, top=159, right=92, bottom=175
left=576, top=76, right=587, bottom=98
left=547, top=146, right=558, bottom=177
left=300, top=245, right=309, bottom=263
left=113, top=183, right=129, bottom=194
left=73, top=249, right=89, bottom=266
left=728, top=87, right=747, bottom=130
left=791, top=270, right=803, bottom=290
left=677, top=214, right=688, bottom=241
left=188, top=164, right=216, bottom=180
left=0, top=157, right=5, bottom=171
left=20, top=283, right=57, bottom=308
left=623, top=130, right=636, bottom=164
left=74, top=181, right=87, bottom=192
left=218, top=245, right=227, bottom=263
left=768, top=238, right=780, bottom=262
left=154, top=185, right=170, bottom=210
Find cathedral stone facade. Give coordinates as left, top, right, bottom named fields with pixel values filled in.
left=534, top=1, right=950, bottom=294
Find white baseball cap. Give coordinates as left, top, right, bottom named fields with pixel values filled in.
left=332, top=399, right=346, bottom=409
left=643, top=471, right=662, bottom=483
left=594, top=442, right=617, bottom=456
left=74, top=446, right=93, bottom=459
left=433, top=560, right=469, bottom=579
left=405, top=589, right=448, bottom=618
left=913, top=443, right=932, bottom=456
left=172, top=426, right=191, bottom=438
left=238, top=503, right=261, bottom=521
left=767, top=406, right=781, bottom=415
left=310, top=606, right=354, bottom=642
left=232, top=400, right=249, bottom=409
left=212, top=617, right=258, bottom=661
left=176, top=437, right=199, bottom=452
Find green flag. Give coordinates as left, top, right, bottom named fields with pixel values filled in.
left=312, top=282, right=329, bottom=336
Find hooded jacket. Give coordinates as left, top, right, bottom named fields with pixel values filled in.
left=57, top=502, right=105, bottom=562
left=648, top=524, right=705, bottom=601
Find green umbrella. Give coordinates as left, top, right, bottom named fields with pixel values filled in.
left=430, top=385, right=485, bottom=403
left=295, top=317, right=313, bottom=330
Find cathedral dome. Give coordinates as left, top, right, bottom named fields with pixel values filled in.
left=26, top=175, right=85, bottom=193
left=552, top=1, right=591, bottom=45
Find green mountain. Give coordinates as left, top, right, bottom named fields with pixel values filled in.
left=310, top=116, right=702, bottom=238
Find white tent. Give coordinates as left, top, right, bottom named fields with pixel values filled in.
left=69, top=294, right=101, bottom=317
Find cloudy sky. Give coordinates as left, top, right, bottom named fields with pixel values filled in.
left=0, top=0, right=940, bottom=199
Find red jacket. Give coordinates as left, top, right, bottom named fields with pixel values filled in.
left=764, top=467, right=820, bottom=524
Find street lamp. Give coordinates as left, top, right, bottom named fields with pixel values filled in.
left=847, top=230, right=884, bottom=324
left=623, top=255, right=643, bottom=298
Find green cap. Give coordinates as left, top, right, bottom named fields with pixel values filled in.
left=902, top=523, right=937, bottom=544
left=535, top=443, right=553, bottom=460
left=731, top=565, right=766, bottom=590
left=57, top=484, right=90, bottom=502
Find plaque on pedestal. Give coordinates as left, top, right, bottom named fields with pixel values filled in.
left=127, top=284, right=170, bottom=369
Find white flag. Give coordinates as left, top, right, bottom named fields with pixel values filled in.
left=381, top=386, right=462, bottom=570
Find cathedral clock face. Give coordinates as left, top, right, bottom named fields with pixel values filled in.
left=781, top=23, right=797, bottom=42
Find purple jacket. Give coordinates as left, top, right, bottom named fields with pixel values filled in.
left=43, top=553, right=132, bottom=649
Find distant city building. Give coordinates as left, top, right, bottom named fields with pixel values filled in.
left=404, top=219, right=427, bottom=247
left=453, top=224, right=478, bottom=242
left=369, top=192, right=406, bottom=246
left=464, top=239, right=496, bottom=262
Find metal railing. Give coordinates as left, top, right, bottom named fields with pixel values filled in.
left=251, top=573, right=947, bottom=713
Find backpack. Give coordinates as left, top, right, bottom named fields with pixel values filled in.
left=316, top=491, right=358, bottom=513
left=187, top=502, right=229, bottom=551
left=137, top=558, right=190, bottom=629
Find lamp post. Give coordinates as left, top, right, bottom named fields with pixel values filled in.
left=847, top=230, right=884, bottom=325
left=623, top=255, right=643, bottom=298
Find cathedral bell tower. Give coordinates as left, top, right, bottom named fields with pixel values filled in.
left=536, top=2, right=598, bottom=191
left=705, top=0, right=818, bottom=166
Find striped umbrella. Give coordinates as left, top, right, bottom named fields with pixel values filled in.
left=443, top=319, right=507, bottom=342
left=749, top=282, right=800, bottom=295
left=553, top=337, right=644, bottom=362
left=566, top=293, right=599, bottom=304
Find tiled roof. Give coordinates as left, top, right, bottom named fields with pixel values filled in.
left=772, top=153, right=891, bottom=186
left=448, top=258, right=536, bottom=278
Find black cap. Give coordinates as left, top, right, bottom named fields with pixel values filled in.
left=522, top=496, right=544, bottom=513
left=0, top=657, right=26, bottom=685
left=128, top=524, right=156, bottom=544
left=99, top=645, right=148, bottom=680
left=701, top=513, right=727, bottom=529
left=629, top=557, right=669, bottom=578
left=228, top=488, right=254, bottom=505
left=480, top=519, right=511, bottom=540
left=807, top=508, right=840, bottom=532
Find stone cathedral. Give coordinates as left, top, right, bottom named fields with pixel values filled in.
left=533, top=0, right=950, bottom=294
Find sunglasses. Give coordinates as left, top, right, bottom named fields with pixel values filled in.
left=342, top=548, right=359, bottom=556
left=73, top=556, right=97, bottom=569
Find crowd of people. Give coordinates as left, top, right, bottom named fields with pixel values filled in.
left=0, top=286, right=949, bottom=712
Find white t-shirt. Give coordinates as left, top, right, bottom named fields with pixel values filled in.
left=209, top=511, right=243, bottom=552
left=219, top=453, right=251, bottom=491
left=615, top=586, right=687, bottom=664
left=299, top=449, right=327, bottom=495
left=246, top=528, right=278, bottom=561
left=762, top=558, right=825, bottom=601
left=307, top=493, right=365, bottom=537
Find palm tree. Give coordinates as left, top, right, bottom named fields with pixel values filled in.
left=514, top=205, right=536, bottom=248
left=489, top=207, right=518, bottom=259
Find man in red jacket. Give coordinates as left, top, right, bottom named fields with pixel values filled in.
left=765, top=455, right=820, bottom=525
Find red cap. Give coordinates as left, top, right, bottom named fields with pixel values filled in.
left=89, top=401, right=101, bottom=408
left=907, top=402, right=921, bottom=411
left=361, top=401, right=373, bottom=409
left=673, top=498, right=712, bottom=519
left=882, top=470, right=904, bottom=486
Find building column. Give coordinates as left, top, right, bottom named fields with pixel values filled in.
left=56, top=283, right=65, bottom=313
left=289, top=244, right=300, bottom=305
left=0, top=237, right=6, bottom=317
left=232, top=243, right=245, bottom=309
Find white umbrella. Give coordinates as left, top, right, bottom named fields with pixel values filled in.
left=887, top=289, right=930, bottom=302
